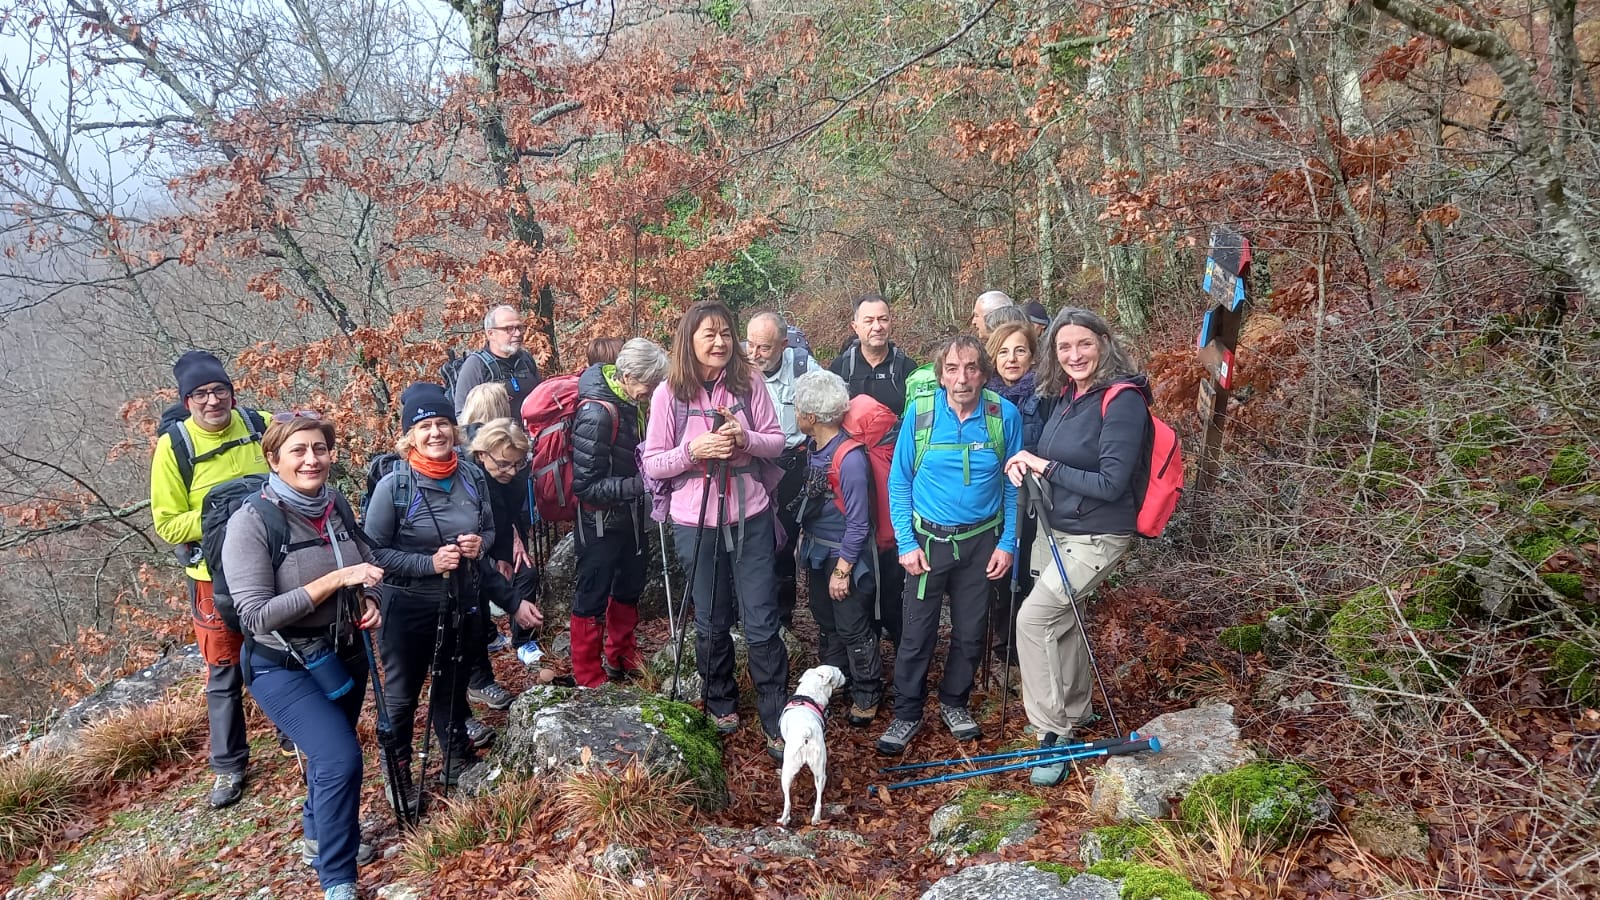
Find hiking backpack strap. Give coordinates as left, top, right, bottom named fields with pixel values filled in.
left=911, top=390, right=1007, bottom=482
left=169, top=408, right=267, bottom=490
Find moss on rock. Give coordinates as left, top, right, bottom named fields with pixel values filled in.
left=1180, top=761, right=1327, bottom=850
left=1218, top=624, right=1263, bottom=654
left=1550, top=642, right=1597, bottom=707
left=1026, top=860, right=1079, bottom=884
left=1327, top=583, right=1456, bottom=691
left=1541, top=572, right=1586, bottom=600
left=1082, top=824, right=1155, bottom=863
left=930, top=788, right=1045, bottom=855
left=639, top=695, right=726, bottom=810
left=1549, top=445, right=1590, bottom=486
left=1085, top=859, right=1210, bottom=900
left=1516, top=474, right=1545, bottom=493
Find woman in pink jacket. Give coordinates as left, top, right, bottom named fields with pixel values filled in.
left=642, top=301, right=790, bottom=761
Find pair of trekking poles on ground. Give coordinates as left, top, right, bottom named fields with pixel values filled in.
left=873, top=472, right=1158, bottom=792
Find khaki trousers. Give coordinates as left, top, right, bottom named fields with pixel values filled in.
left=1016, top=530, right=1133, bottom=738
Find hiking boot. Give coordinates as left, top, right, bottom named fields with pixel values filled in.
left=847, top=702, right=879, bottom=727
left=302, top=837, right=376, bottom=867
left=324, top=884, right=358, bottom=900
left=876, top=718, right=922, bottom=755
left=765, top=734, right=786, bottom=763
left=713, top=713, right=740, bottom=735
left=486, top=631, right=511, bottom=654
left=208, top=771, right=246, bottom=809
left=440, top=753, right=482, bottom=787
left=1029, top=758, right=1069, bottom=786
left=467, top=681, right=515, bottom=710
left=464, top=717, right=496, bottom=749
left=940, top=704, right=981, bottom=742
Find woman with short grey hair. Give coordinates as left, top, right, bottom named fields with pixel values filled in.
left=790, top=369, right=883, bottom=726
left=614, top=337, right=670, bottom=389
left=793, top=367, right=850, bottom=426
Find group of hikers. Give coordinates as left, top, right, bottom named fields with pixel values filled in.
left=149, top=290, right=1159, bottom=900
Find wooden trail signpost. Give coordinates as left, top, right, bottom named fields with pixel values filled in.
left=1192, top=226, right=1251, bottom=544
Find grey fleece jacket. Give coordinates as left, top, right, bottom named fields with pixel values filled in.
left=1035, top=375, right=1151, bottom=536
left=220, top=485, right=376, bottom=648
left=365, top=460, right=495, bottom=598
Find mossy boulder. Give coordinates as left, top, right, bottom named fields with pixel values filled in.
left=1327, top=578, right=1465, bottom=693
left=1218, top=624, right=1263, bottom=654
left=1549, top=445, right=1591, bottom=487
left=1179, top=761, right=1331, bottom=850
left=1446, top=413, right=1512, bottom=469
left=497, top=684, right=728, bottom=811
left=1079, top=824, right=1156, bottom=866
left=1346, top=793, right=1429, bottom=861
left=1084, top=860, right=1210, bottom=900
left=1550, top=641, right=1597, bottom=707
left=928, top=789, right=1045, bottom=857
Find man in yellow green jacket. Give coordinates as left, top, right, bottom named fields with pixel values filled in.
left=149, top=351, right=270, bottom=809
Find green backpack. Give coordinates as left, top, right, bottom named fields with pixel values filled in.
left=907, top=372, right=1007, bottom=480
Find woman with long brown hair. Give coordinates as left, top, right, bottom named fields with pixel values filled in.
left=641, top=301, right=791, bottom=760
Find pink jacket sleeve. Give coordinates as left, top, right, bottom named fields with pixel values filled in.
left=641, top=381, right=694, bottom=481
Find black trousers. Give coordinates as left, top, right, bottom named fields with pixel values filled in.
left=891, top=525, right=998, bottom=721
left=772, top=449, right=808, bottom=624
left=574, top=516, right=648, bottom=619
left=807, top=564, right=882, bottom=709
left=378, top=584, right=473, bottom=763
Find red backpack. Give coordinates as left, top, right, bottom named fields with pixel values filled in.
left=520, top=374, right=616, bottom=523
left=1102, top=383, right=1183, bottom=538
left=827, top=394, right=900, bottom=552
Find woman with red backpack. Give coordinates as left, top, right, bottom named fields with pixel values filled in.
left=1003, top=308, right=1149, bottom=786
left=791, top=369, right=883, bottom=727
left=641, top=301, right=790, bottom=761
left=567, top=338, right=669, bottom=686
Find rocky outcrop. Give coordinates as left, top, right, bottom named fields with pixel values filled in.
left=1089, top=704, right=1256, bottom=822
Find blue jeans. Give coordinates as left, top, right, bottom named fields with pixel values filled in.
left=248, top=641, right=368, bottom=891
left=673, top=507, right=789, bottom=737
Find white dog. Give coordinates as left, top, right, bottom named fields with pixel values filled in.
left=777, top=664, right=846, bottom=828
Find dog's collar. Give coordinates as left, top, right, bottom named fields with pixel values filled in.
left=784, top=694, right=826, bottom=722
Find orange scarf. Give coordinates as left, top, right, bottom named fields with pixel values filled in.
left=407, top=448, right=458, bottom=481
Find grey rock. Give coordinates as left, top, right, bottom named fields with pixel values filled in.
left=376, top=886, right=423, bottom=900
left=919, top=862, right=1091, bottom=900
left=540, top=532, right=579, bottom=622
left=1090, top=704, right=1257, bottom=822
left=928, top=792, right=1043, bottom=859
left=1277, top=691, right=1317, bottom=715
left=699, top=825, right=818, bottom=858
left=1059, top=874, right=1123, bottom=900
left=650, top=636, right=702, bottom=701
left=593, top=843, right=649, bottom=877
left=497, top=684, right=727, bottom=811
left=29, top=644, right=204, bottom=753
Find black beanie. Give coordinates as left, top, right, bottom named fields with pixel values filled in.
left=173, top=351, right=233, bottom=399
left=400, top=382, right=456, bottom=428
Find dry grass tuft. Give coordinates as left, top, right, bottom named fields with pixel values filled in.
left=0, top=750, right=82, bottom=863
left=400, top=775, right=545, bottom=873
left=555, top=759, right=688, bottom=843
left=1135, top=801, right=1304, bottom=892
left=73, top=698, right=206, bottom=783
left=803, top=876, right=903, bottom=900
left=88, top=850, right=188, bottom=900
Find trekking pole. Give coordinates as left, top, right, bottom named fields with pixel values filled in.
left=879, top=732, right=1140, bottom=773
left=414, top=570, right=453, bottom=819
left=440, top=562, right=468, bottom=802
left=658, top=521, right=678, bottom=644
left=1027, top=473, right=1122, bottom=739
left=868, top=737, right=1159, bottom=794
left=998, top=483, right=1028, bottom=741
left=362, top=621, right=418, bottom=827
left=671, top=462, right=718, bottom=702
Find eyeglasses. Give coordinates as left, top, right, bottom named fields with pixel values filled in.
left=271, top=409, right=324, bottom=423
left=480, top=452, right=527, bottom=474
left=492, top=324, right=525, bottom=334
left=188, top=386, right=234, bottom=402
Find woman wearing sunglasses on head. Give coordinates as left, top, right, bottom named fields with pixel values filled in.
left=220, top=411, right=382, bottom=900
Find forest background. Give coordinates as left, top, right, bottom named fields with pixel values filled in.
left=0, top=0, right=1596, bottom=894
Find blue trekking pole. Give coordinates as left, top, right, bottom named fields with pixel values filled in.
left=880, top=732, right=1140, bottom=773
left=1028, top=473, right=1122, bottom=739
left=998, top=481, right=1028, bottom=740
left=869, top=737, right=1159, bottom=793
